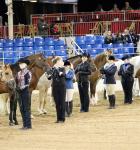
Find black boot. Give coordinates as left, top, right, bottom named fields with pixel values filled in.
left=69, top=101, right=73, bottom=115
left=108, top=95, right=112, bottom=109
left=65, top=102, right=70, bottom=117
left=112, top=95, right=116, bottom=109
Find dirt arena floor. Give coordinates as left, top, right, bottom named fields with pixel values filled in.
left=1, top=91, right=140, bottom=150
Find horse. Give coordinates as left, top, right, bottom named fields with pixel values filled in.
left=1, top=53, right=51, bottom=125
left=35, top=57, right=54, bottom=115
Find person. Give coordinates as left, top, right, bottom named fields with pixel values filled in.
left=111, top=4, right=120, bottom=12
left=64, top=60, right=75, bottom=117
left=104, top=31, right=114, bottom=44
left=37, top=17, right=48, bottom=36
left=95, top=4, right=104, bottom=12
left=123, top=1, right=133, bottom=10
left=16, top=58, right=32, bottom=130
left=118, top=55, right=134, bottom=104
left=100, top=55, right=117, bottom=109
left=114, top=32, right=125, bottom=44
left=47, top=56, right=66, bottom=123
left=123, top=28, right=133, bottom=43
left=75, top=53, right=91, bottom=112
left=129, top=30, right=139, bottom=56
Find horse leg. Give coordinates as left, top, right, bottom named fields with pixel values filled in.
left=42, top=88, right=48, bottom=114
left=6, top=97, right=10, bottom=115
left=13, top=97, right=18, bottom=125
left=90, top=80, right=99, bottom=105
left=38, top=89, right=44, bottom=115
left=9, top=97, right=14, bottom=126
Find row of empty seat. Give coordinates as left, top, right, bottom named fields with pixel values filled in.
left=75, top=35, right=135, bottom=58
left=0, top=37, right=67, bottom=63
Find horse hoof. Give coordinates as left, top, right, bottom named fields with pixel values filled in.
left=31, top=115, right=35, bottom=119
left=9, top=122, right=14, bottom=126
left=42, top=109, right=47, bottom=114
left=15, top=121, right=19, bottom=125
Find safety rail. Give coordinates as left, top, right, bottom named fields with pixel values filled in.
left=31, top=10, right=140, bottom=25
left=0, top=20, right=140, bottom=38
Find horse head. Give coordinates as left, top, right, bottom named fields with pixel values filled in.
left=1, top=64, right=14, bottom=81
left=94, top=50, right=113, bottom=69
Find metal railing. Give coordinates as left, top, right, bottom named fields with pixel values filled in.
left=31, top=10, right=140, bottom=25
left=0, top=20, right=140, bottom=38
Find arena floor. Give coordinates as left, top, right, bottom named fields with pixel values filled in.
left=0, top=90, right=140, bottom=150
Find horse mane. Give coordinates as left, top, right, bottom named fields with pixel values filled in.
left=67, top=55, right=81, bottom=61
left=94, top=53, right=107, bottom=67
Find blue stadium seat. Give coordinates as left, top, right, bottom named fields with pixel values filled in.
left=0, top=47, right=3, bottom=59
left=85, top=35, right=95, bottom=41
left=34, top=37, right=44, bottom=46
left=116, top=54, right=123, bottom=59
left=0, top=39, right=4, bottom=47
left=55, top=50, right=67, bottom=56
left=14, top=38, right=24, bottom=47
left=24, top=51, right=34, bottom=56
left=96, top=48, right=104, bottom=54
left=44, top=45, right=55, bottom=51
left=15, top=51, right=25, bottom=58
left=34, top=46, right=44, bottom=52
left=89, top=49, right=98, bottom=56
left=123, top=48, right=129, bottom=54
left=4, top=39, right=13, bottom=47
left=55, top=45, right=66, bottom=51
left=113, top=43, right=123, bottom=48
left=76, top=36, right=85, bottom=45
left=93, top=44, right=102, bottom=48
left=45, top=51, right=55, bottom=57
left=124, top=43, right=134, bottom=54
left=24, top=46, right=34, bottom=51
left=14, top=47, right=24, bottom=52
left=76, top=36, right=85, bottom=41
left=124, top=43, right=134, bottom=47
left=76, top=39, right=85, bottom=45
left=113, top=48, right=119, bottom=54
left=45, top=40, right=55, bottom=46
left=95, top=35, right=104, bottom=41
left=103, top=43, right=113, bottom=49
left=85, top=36, right=95, bottom=45
left=4, top=47, right=13, bottom=51
left=44, top=37, right=54, bottom=42
left=24, top=38, right=34, bottom=47
left=118, top=48, right=124, bottom=54
left=54, top=39, right=65, bottom=46
left=62, top=56, right=67, bottom=60
left=4, top=51, right=15, bottom=64
left=94, top=39, right=104, bottom=44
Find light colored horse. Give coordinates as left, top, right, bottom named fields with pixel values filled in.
left=0, top=64, right=13, bottom=114
left=36, top=73, right=52, bottom=115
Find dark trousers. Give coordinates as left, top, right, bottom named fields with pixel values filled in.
left=18, top=87, right=31, bottom=128
left=9, top=93, right=18, bottom=124
left=121, top=78, right=134, bottom=104
left=78, top=82, right=90, bottom=112
left=53, top=85, right=66, bottom=121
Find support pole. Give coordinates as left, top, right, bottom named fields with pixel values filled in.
left=5, top=0, right=13, bottom=39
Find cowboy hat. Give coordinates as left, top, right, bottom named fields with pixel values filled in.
left=121, top=54, right=130, bottom=61
left=64, top=60, right=71, bottom=66
left=18, top=58, right=30, bottom=65
left=80, top=52, right=90, bottom=58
